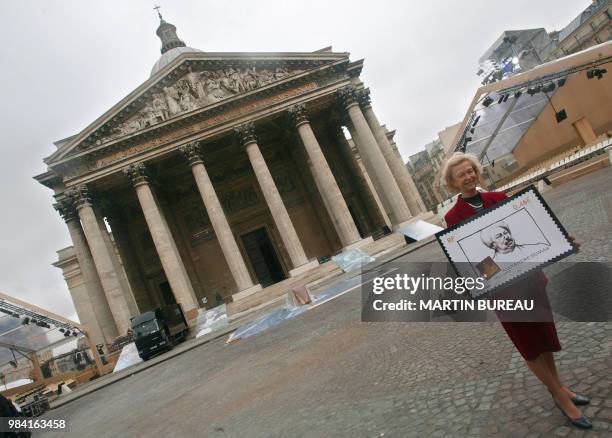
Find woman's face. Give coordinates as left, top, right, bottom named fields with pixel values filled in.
left=451, top=160, right=478, bottom=194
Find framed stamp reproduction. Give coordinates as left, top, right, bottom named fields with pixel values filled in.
left=435, top=185, right=577, bottom=297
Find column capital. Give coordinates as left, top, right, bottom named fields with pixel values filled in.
left=356, top=88, right=372, bottom=109
left=179, top=142, right=204, bottom=166
left=234, top=122, right=257, bottom=146
left=287, top=103, right=309, bottom=127
left=336, top=85, right=359, bottom=109
left=123, top=162, right=149, bottom=186
left=69, top=185, right=93, bottom=210
left=53, top=197, right=78, bottom=222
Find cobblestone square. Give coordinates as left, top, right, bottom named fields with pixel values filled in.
left=41, top=168, right=612, bottom=437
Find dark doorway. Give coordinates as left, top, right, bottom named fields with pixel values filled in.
left=241, top=227, right=286, bottom=288
left=159, top=281, right=176, bottom=306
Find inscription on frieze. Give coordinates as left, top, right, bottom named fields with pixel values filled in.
left=93, top=82, right=317, bottom=170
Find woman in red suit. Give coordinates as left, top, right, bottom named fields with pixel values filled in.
left=441, top=152, right=591, bottom=429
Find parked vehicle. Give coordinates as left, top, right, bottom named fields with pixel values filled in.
left=131, top=304, right=189, bottom=361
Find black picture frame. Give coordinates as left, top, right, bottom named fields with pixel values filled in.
left=435, top=185, right=577, bottom=296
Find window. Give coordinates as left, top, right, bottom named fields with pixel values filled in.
left=133, top=319, right=159, bottom=338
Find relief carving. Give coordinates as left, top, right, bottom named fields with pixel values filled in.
left=273, top=173, right=295, bottom=195
left=93, top=82, right=317, bottom=169
left=219, top=187, right=259, bottom=214
left=106, top=67, right=303, bottom=142
left=184, top=207, right=211, bottom=233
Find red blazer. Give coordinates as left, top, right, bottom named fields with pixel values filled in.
left=444, top=191, right=507, bottom=228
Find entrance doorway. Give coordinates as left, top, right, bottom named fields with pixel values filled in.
left=240, top=227, right=286, bottom=288
left=159, top=281, right=176, bottom=306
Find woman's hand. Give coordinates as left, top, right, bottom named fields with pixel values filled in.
left=568, top=235, right=581, bottom=252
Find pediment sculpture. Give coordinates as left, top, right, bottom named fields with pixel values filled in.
left=107, top=66, right=303, bottom=142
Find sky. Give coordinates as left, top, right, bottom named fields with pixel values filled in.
left=0, top=0, right=590, bottom=322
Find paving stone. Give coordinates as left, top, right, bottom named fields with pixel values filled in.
left=553, top=426, right=572, bottom=436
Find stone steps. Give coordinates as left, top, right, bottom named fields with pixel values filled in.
left=226, top=232, right=408, bottom=317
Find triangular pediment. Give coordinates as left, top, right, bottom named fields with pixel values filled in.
left=48, top=51, right=351, bottom=164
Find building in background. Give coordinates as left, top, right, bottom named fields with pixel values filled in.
left=548, top=0, right=612, bottom=60
left=477, top=29, right=556, bottom=85
left=438, top=123, right=462, bottom=156
left=476, top=1, right=612, bottom=87
left=453, top=42, right=612, bottom=187
left=406, top=137, right=450, bottom=212
left=35, top=13, right=428, bottom=346
left=447, top=1, right=612, bottom=187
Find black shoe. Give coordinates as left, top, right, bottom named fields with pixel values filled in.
left=571, top=393, right=590, bottom=406
left=554, top=401, right=593, bottom=429
left=566, top=415, right=593, bottom=429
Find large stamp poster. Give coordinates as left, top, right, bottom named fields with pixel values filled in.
left=435, top=185, right=577, bottom=297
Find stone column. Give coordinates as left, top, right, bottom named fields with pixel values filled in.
left=329, top=124, right=389, bottom=231
left=94, top=209, right=139, bottom=317
left=388, top=135, right=427, bottom=213
left=70, top=186, right=133, bottom=335
left=234, top=124, right=319, bottom=276
left=288, top=104, right=363, bottom=248
left=357, top=89, right=426, bottom=214
left=104, top=208, right=154, bottom=312
left=179, top=142, right=261, bottom=292
left=338, top=86, right=412, bottom=226
left=123, top=163, right=199, bottom=321
left=346, top=123, right=394, bottom=227
left=54, top=198, right=117, bottom=345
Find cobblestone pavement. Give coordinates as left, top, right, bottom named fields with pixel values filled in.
left=41, top=168, right=612, bottom=437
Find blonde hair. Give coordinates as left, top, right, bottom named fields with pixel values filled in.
left=441, top=152, right=483, bottom=192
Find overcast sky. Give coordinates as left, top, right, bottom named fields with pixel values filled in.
left=0, top=0, right=589, bottom=322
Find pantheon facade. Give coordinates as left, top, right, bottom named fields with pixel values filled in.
left=36, top=16, right=426, bottom=347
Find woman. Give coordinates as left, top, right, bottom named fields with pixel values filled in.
left=441, top=152, right=592, bottom=429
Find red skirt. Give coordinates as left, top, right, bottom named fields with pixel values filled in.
left=494, top=273, right=562, bottom=361
left=500, top=321, right=561, bottom=361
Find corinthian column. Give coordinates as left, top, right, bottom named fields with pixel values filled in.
left=70, top=185, right=132, bottom=335
left=288, top=103, right=364, bottom=248
left=179, top=142, right=261, bottom=292
left=123, top=163, right=199, bottom=321
left=357, top=89, right=426, bottom=214
left=54, top=198, right=117, bottom=345
left=338, top=86, right=412, bottom=226
left=234, top=124, right=319, bottom=276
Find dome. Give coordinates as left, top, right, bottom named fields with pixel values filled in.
left=150, top=46, right=203, bottom=77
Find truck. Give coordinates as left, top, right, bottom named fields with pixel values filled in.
left=130, top=304, right=189, bottom=361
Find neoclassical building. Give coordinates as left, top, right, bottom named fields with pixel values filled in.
left=35, top=15, right=426, bottom=346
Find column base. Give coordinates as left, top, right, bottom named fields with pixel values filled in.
left=342, top=236, right=374, bottom=251
left=184, top=308, right=200, bottom=327
left=231, top=283, right=263, bottom=302
left=289, top=259, right=320, bottom=277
